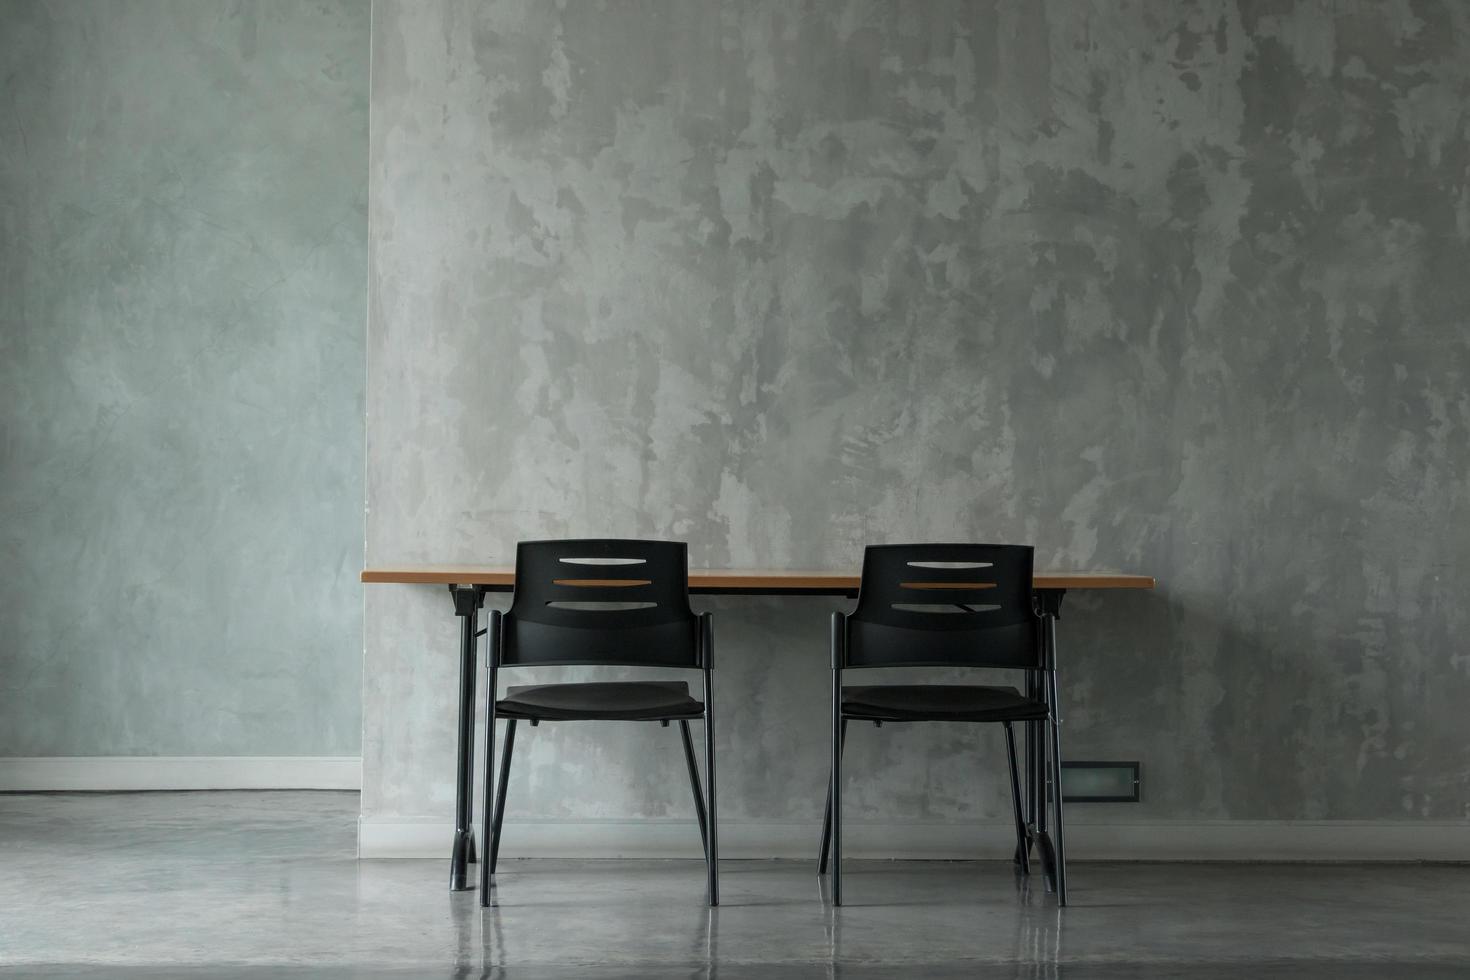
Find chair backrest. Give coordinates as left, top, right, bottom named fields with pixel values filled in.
left=500, top=539, right=700, bottom=668
left=844, top=543, right=1039, bottom=669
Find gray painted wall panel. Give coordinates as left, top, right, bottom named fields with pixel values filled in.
left=367, top=0, right=1470, bottom=828
left=0, top=1, right=369, bottom=757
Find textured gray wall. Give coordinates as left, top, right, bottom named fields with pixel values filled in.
left=366, top=0, right=1470, bottom=832
left=0, top=1, right=368, bottom=757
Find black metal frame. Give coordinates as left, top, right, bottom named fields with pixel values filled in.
left=1061, top=761, right=1141, bottom=803
left=820, top=583, right=1071, bottom=908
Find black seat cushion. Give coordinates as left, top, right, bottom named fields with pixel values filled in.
left=842, top=684, right=1049, bottom=723
left=496, top=681, right=703, bottom=721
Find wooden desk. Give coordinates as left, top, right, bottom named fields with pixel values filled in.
left=362, top=566, right=1155, bottom=593
left=362, top=564, right=1155, bottom=891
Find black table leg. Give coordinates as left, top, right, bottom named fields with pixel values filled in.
left=449, top=585, right=486, bottom=891
left=1031, top=588, right=1066, bottom=895
left=1023, top=588, right=1046, bottom=865
left=1025, top=668, right=1040, bottom=858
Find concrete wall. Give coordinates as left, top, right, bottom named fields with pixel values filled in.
left=365, top=0, right=1470, bottom=848
left=0, top=1, right=369, bottom=760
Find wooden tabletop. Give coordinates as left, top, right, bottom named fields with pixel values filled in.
left=361, top=566, right=1155, bottom=592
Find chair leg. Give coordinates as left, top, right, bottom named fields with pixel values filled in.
left=489, top=719, right=516, bottom=874
left=830, top=667, right=843, bottom=906
left=817, top=718, right=848, bottom=874
left=477, top=687, right=497, bottom=906
left=1047, top=680, right=1068, bottom=906
left=703, top=670, right=719, bottom=907
left=678, top=719, right=709, bottom=859
left=1004, top=722, right=1029, bottom=876
left=1030, top=689, right=1046, bottom=840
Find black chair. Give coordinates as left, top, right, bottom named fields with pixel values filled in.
left=477, top=539, right=718, bottom=906
left=818, top=543, right=1068, bottom=906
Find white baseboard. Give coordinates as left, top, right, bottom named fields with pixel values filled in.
left=0, top=756, right=362, bottom=791
left=357, top=816, right=1470, bottom=862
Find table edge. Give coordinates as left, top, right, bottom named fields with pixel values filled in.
left=361, top=567, right=1156, bottom=590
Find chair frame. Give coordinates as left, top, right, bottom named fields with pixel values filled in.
left=477, top=540, right=718, bottom=908
left=818, top=545, right=1069, bottom=907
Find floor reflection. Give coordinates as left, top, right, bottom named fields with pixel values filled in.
left=9, top=794, right=1469, bottom=980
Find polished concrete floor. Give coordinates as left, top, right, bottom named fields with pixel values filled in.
left=2, top=792, right=1468, bottom=978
